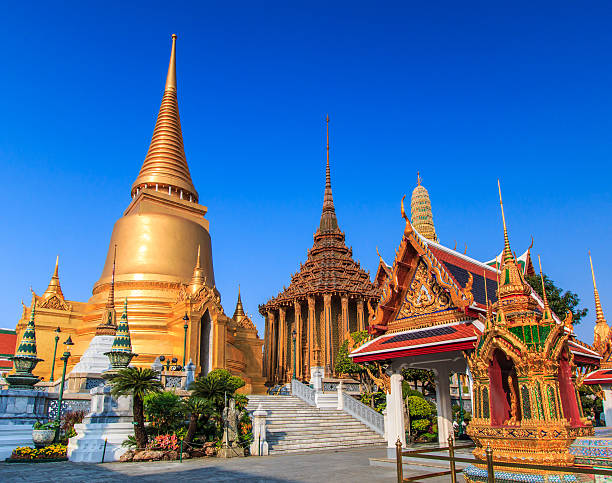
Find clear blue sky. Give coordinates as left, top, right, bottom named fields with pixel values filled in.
left=1, top=2, right=611, bottom=347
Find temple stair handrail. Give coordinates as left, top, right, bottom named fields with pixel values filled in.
left=340, top=390, right=385, bottom=436
left=291, top=379, right=316, bottom=406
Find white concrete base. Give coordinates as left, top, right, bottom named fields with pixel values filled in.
left=315, top=393, right=337, bottom=409
left=67, top=421, right=134, bottom=462
left=0, top=424, right=35, bottom=460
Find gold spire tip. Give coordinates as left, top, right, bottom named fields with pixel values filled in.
left=165, top=34, right=177, bottom=91
left=417, top=171, right=421, bottom=186
left=589, top=251, right=597, bottom=290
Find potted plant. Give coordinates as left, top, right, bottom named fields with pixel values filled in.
left=32, top=421, right=56, bottom=448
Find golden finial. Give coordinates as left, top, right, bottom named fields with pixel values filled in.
left=53, top=255, right=59, bottom=278
left=165, top=34, right=178, bottom=92
left=538, top=254, right=552, bottom=321
left=196, top=244, right=201, bottom=269
left=454, top=240, right=457, bottom=251
left=498, top=179, right=512, bottom=264
left=590, top=251, right=607, bottom=325
left=326, top=114, right=330, bottom=164
left=400, top=194, right=409, bottom=222
left=464, top=243, right=467, bottom=255
left=417, top=171, right=421, bottom=186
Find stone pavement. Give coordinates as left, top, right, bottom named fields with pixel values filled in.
left=0, top=447, right=451, bottom=482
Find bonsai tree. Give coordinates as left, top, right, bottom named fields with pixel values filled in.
left=107, top=367, right=162, bottom=449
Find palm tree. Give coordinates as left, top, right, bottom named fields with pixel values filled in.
left=189, top=377, right=233, bottom=411
left=182, top=396, right=214, bottom=444
left=107, top=367, right=162, bottom=449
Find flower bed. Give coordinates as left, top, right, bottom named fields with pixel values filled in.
left=10, top=444, right=67, bottom=461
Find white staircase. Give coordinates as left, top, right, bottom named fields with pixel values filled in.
left=247, top=395, right=386, bottom=455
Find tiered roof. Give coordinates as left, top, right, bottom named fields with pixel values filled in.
left=260, top=119, right=379, bottom=312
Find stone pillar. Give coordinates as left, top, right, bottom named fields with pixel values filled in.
left=341, top=295, right=349, bottom=341
left=294, top=300, right=302, bottom=380
left=249, top=403, right=269, bottom=456
left=337, top=381, right=344, bottom=410
left=278, top=307, right=286, bottom=382
left=434, top=365, right=453, bottom=446
left=602, top=384, right=612, bottom=427
left=386, top=373, right=406, bottom=455
left=357, top=298, right=365, bottom=332
left=323, top=294, right=332, bottom=375
left=263, top=314, right=269, bottom=378
left=307, top=296, right=315, bottom=370
left=268, top=311, right=276, bottom=383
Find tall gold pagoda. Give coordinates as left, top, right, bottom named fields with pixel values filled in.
left=14, top=35, right=265, bottom=394
left=259, top=117, right=380, bottom=384
left=410, top=172, right=438, bottom=243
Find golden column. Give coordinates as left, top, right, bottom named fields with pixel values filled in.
left=278, top=306, right=287, bottom=382
left=357, top=298, right=365, bottom=332
left=307, top=296, right=315, bottom=370
left=294, top=300, right=302, bottom=379
left=263, top=314, right=269, bottom=378
left=323, top=293, right=332, bottom=375
left=341, top=295, right=349, bottom=342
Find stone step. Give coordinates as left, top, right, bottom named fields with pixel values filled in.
left=266, top=426, right=380, bottom=434
left=265, top=423, right=371, bottom=431
left=267, top=433, right=384, bottom=443
left=268, top=440, right=386, bottom=453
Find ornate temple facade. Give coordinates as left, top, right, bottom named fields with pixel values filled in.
left=259, top=119, right=380, bottom=384
left=13, top=35, right=266, bottom=394
left=350, top=177, right=600, bottom=454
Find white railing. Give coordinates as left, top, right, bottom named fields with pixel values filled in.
left=291, top=379, right=316, bottom=406
left=341, top=392, right=385, bottom=436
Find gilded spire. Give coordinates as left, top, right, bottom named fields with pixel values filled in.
left=538, top=255, right=553, bottom=323
left=41, top=255, right=64, bottom=302
left=188, top=244, right=207, bottom=295
left=131, top=34, right=198, bottom=203
left=233, top=285, right=245, bottom=318
left=97, top=245, right=117, bottom=335
left=498, top=180, right=513, bottom=266
left=590, top=251, right=609, bottom=352
left=319, top=114, right=339, bottom=233
left=410, top=172, right=438, bottom=242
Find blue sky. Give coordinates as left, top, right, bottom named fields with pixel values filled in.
left=1, top=2, right=611, bottom=346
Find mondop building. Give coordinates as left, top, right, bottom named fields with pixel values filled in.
left=14, top=36, right=266, bottom=394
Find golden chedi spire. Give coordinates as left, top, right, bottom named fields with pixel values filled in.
left=42, top=255, right=64, bottom=301
left=319, top=114, right=339, bottom=233
left=232, top=286, right=255, bottom=330
left=97, top=245, right=118, bottom=336
left=131, top=34, right=198, bottom=203
left=590, top=251, right=609, bottom=353
left=187, top=244, right=207, bottom=296
left=410, top=172, right=438, bottom=243
left=496, top=180, right=530, bottom=301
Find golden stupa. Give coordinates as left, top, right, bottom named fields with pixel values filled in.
left=14, top=35, right=266, bottom=394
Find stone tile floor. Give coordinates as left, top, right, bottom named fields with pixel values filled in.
left=0, top=447, right=451, bottom=482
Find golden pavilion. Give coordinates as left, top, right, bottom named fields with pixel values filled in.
left=14, top=35, right=266, bottom=394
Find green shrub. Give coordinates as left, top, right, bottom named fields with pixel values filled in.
left=144, top=391, right=184, bottom=435
left=411, top=419, right=430, bottom=433
left=408, top=396, right=435, bottom=419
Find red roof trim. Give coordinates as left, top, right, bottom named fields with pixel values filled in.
left=353, top=340, right=476, bottom=362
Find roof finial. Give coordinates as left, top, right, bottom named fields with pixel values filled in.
left=53, top=255, right=59, bottom=278
left=196, top=244, right=201, bottom=269
left=498, top=180, right=513, bottom=265
left=590, top=251, right=607, bottom=324
left=537, top=254, right=552, bottom=322
left=107, top=245, right=117, bottom=309
left=42, top=255, right=65, bottom=302
left=233, top=285, right=246, bottom=318
left=417, top=171, right=421, bottom=186
left=319, top=114, right=338, bottom=233
left=165, top=34, right=177, bottom=92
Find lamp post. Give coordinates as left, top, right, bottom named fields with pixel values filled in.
left=182, top=313, right=189, bottom=367
left=54, top=335, right=73, bottom=442
left=50, top=327, right=61, bottom=382
left=291, top=329, right=297, bottom=380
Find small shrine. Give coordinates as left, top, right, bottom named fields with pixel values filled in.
left=464, top=184, right=594, bottom=480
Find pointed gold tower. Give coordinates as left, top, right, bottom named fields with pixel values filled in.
left=590, top=251, right=609, bottom=353
left=131, top=34, right=198, bottom=202
left=410, top=172, right=438, bottom=243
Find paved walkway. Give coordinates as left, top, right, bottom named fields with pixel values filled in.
left=0, top=447, right=452, bottom=482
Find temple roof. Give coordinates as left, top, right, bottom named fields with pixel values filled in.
left=259, top=121, right=379, bottom=312
left=131, top=34, right=198, bottom=202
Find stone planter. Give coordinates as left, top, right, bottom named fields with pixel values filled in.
left=32, top=429, right=55, bottom=448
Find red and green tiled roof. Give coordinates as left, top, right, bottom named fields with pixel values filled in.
left=0, top=329, right=17, bottom=371
left=350, top=321, right=481, bottom=362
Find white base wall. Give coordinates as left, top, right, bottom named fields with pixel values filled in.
left=0, top=424, right=34, bottom=460
left=68, top=422, right=134, bottom=463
